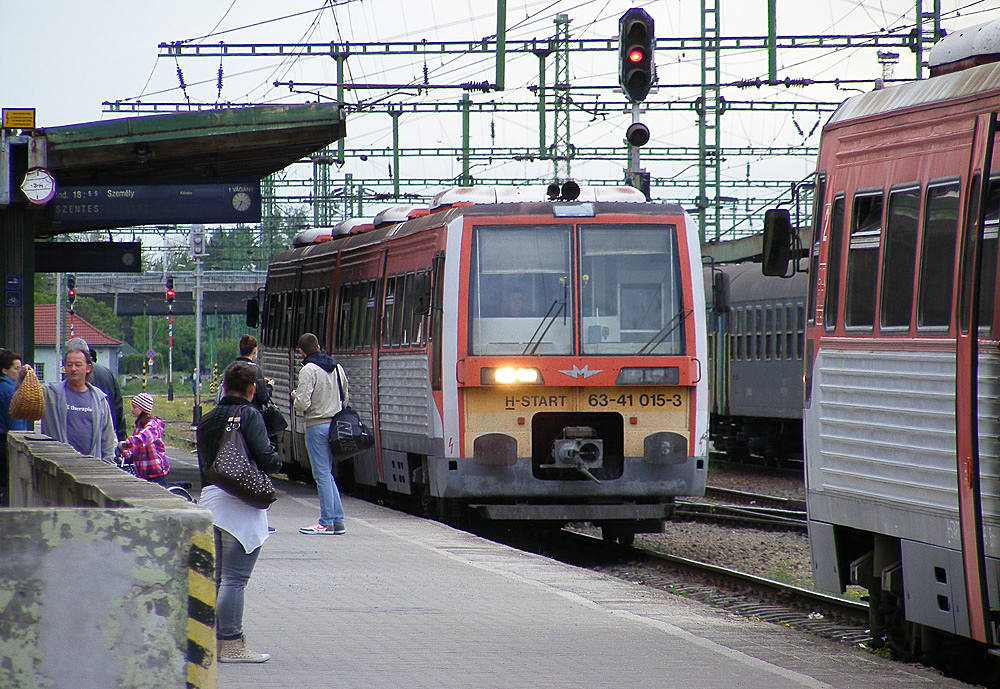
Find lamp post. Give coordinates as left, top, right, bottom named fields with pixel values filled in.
left=191, top=225, right=206, bottom=426
left=165, top=276, right=175, bottom=401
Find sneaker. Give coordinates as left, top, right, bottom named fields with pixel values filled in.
left=267, top=526, right=276, bottom=533
left=218, top=636, right=270, bottom=663
left=299, top=523, right=336, bottom=535
left=333, top=524, right=346, bottom=535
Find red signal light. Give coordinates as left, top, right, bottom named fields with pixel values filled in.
left=628, top=48, right=645, bottom=63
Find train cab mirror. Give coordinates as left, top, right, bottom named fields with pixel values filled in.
left=411, top=272, right=432, bottom=315
left=712, top=270, right=731, bottom=314
left=761, top=208, right=793, bottom=277
left=246, top=297, right=259, bottom=328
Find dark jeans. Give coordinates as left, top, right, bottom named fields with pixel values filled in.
left=0, top=434, right=7, bottom=507
left=214, top=526, right=262, bottom=640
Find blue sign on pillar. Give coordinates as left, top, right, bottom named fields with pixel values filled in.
left=5, top=274, right=22, bottom=307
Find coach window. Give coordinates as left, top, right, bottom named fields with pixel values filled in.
left=755, top=306, right=764, bottom=360
left=844, top=191, right=883, bottom=329
left=796, top=303, right=805, bottom=359
left=730, top=308, right=740, bottom=360
left=879, top=186, right=920, bottom=330
left=737, top=308, right=745, bottom=360
left=765, top=306, right=773, bottom=360
left=917, top=182, right=960, bottom=329
left=824, top=196, right=846, bottom=331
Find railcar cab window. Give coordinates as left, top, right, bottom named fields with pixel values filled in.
left=916, top=182, right=961, bottom=328
left=844, top=191, right=883, bottom=329
left=579, top=226, right=683, bottom=355
left=469, top=226, right=572, bottom=355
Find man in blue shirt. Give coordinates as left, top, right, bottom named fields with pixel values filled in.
left=0, top=349, right=30, bottom=506
left=39, top=340, right=116, bottom=462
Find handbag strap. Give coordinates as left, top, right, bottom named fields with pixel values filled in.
left=214, top=408, right=243, bottom=460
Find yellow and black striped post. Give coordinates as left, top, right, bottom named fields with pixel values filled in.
left=186, top=531, right=216, bottom=689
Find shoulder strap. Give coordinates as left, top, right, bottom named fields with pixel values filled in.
left=334, top=366, right=345, bottom=411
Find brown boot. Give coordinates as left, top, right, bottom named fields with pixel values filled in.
left=217, top=635, right=270, bottom=663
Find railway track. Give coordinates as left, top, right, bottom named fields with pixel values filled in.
left=672, top=485, right=808, bottom=531
left=548, top=528, right=872, bottom=648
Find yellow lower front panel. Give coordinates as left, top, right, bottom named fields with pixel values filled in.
left=463, top=386, right=689, bottom=457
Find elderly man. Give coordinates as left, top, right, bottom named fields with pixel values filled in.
left=39, top=340, right=116, bottom=461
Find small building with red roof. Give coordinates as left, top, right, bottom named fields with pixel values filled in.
left=32, top=304, right=123, bottom=382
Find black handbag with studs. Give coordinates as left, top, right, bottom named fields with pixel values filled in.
left=205, top=411, right=277, bottom=509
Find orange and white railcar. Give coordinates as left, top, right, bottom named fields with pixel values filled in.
left=259, top=185, right=708, bottom=542
left=763, top=18, right=1000, bottom=666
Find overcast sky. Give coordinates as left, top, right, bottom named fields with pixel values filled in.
left=4, top=0, right=998, bottom=224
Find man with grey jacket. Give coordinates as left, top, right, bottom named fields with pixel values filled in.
left=291, top=332, right=348, bottom=535
left=39, top=339, right=116, bottom=462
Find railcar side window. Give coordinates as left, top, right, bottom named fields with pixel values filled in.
left=879, top=187, right=921, bottom=329
left=363, top=280, right=377, bottom=346
left=980, top=180, right=1000, bottom=328
left=844, top=192, right=883, bottom=328
left=382, top=277, right=398, bottom=347
left=917, top=182, right=960, bottom=328
left=824, top=196, right=846, bottom=330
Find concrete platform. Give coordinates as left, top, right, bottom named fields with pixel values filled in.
left=165, top=449, right=967, bottom=689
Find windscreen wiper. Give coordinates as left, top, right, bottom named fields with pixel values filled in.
left=637, top=309, right=692, bottom=356
left=523, top=299, right=566, bottom=355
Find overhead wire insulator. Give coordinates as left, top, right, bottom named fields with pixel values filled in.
left=461, top=81, right=491, bottom=93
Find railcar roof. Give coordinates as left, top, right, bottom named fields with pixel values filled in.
left=270, top=200, right=688, bottom=266
left=713, top=263, right=807, bottom=304
left=827, top=59, right=1000, bottom=127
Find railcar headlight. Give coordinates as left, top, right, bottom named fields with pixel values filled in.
left=615, top=366, right=679, bottom=385
left=481, top=367, right=544, bottom=385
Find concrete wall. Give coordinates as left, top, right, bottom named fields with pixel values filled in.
left=0, top=432, right=216, bottom=689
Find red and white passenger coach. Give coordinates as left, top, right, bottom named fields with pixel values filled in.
left=257, top=185, right=708, bottom=543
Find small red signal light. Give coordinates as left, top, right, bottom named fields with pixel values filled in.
left=628, top=48, right=645, bottom=63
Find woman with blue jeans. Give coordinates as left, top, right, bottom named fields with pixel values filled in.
left=292, top=332, right=348, bottom=535
left=196, top=361, right=282, bottom=663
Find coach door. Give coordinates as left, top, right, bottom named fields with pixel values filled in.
left=955, top=112, right=999, bottom=646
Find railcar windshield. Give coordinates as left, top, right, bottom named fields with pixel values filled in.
left=467, top=222, right=685, bottom=356
left=469, top=225, right=572, bottom=355
left=580, top=225, right=684, bottom=355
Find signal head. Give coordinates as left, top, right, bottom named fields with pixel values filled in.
left=618, top=8, right=655, bottom=103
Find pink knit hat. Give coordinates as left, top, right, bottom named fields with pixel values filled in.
left=131, top=392, right=155, bottom=414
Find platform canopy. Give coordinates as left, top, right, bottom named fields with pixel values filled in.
left=34, top=103, right=345, bottom=236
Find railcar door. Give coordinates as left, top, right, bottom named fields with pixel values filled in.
left=955, top=112, right=999, bottom=646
